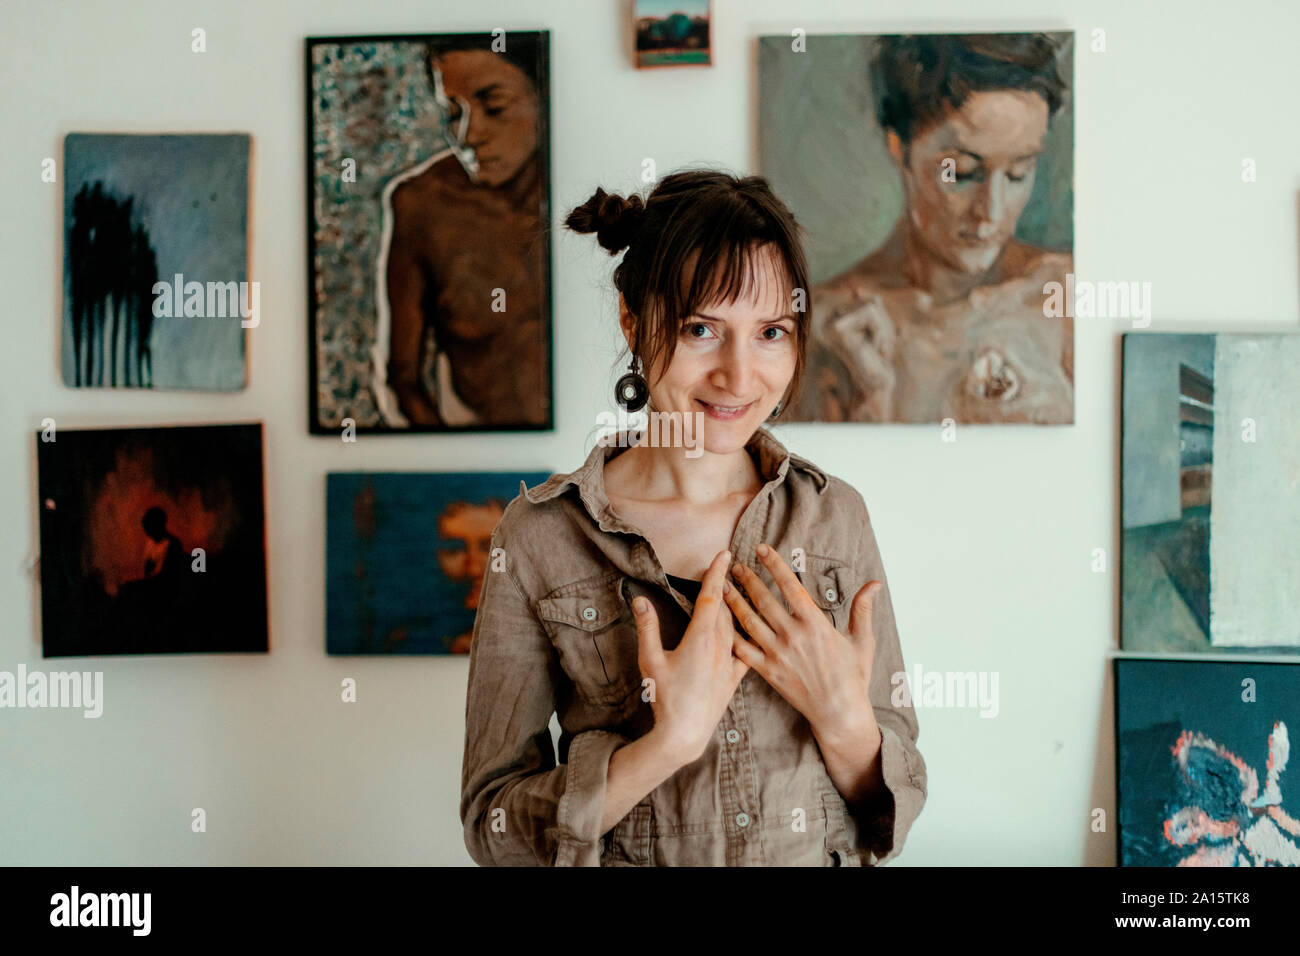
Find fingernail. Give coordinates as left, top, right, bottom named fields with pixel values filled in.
left=757, top=543, right=770, bottom=556
left=633, top=597, right=647, bottom=615
left=722, top=550, right=731, bottom=562
left=723, top=580, right=731, bottom=594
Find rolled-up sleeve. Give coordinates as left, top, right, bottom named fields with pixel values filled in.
left=459, top=524, right=627, bottom=866
left=848, top=495, right=927, bottom=866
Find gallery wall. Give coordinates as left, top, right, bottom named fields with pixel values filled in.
left=3, top=0, right=1300, bottom=865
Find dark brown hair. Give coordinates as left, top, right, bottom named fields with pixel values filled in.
left=565, top=169, right=811, bottom=406
left=873, top=33, right=1067, bottom=147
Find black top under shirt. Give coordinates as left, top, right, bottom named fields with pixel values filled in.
left=666, top=573, right=702, bottom=603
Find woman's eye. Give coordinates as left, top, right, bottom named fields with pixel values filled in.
left=762, top=326, right=790, bottom=341
left=685, top=322, right=713, bottom=339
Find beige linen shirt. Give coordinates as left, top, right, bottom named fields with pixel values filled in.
left=460, top=426, right=926, bottom=866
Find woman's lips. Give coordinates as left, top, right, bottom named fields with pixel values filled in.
left=696, top=399, right=754, bottom=421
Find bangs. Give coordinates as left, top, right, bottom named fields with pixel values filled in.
left=669, top=238, right=797, bottom=326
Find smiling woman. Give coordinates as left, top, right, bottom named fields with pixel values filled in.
left=459, top=169, right=927, bottom=866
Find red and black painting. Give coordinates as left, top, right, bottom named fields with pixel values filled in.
left=36, top=423, right=268, bottom=657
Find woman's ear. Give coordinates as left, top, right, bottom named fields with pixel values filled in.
left=617, top=293, right=636, bottom=350
left=885, top=130, right=906, bottom=170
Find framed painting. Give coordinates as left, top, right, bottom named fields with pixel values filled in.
left=306, top=32, right=553, bottom=433
left=326, top=471, right=550, bottom=654
left=634, top=0, right=711, bottom=67
left=36, top=423, right=268, bottom=656
left=759, top=32, right=1075, bottom=424
left=1116, top=658, right=1300, bottom=866
left=1121, top=333, right=1300, bottom=653
left=63, top=133, right=251, bottom=391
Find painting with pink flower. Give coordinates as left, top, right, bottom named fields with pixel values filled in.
left=760, top=32, right=1074, bottom=424
left=1118, top=659, right=1300, bottom=866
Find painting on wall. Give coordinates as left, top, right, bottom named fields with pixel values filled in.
left=326, top=471, right=549, bottom=654
left=36, top=424, right=268, bottom=657
left=758, top=32, right=1075, bottom=424
left=63, top=133, right=251, bottom=391
left=306, top=32, right=552, bottom=433
left=1116, top=658, right=1300, bottom=866
left=634, top=0, right=711, bottom=67
left=1121, top=333, right=1300, bottom=653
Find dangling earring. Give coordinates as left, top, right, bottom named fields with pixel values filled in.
left=768, top=400, right=784, bottom=420
left=614, top=356, right=649, bottom=412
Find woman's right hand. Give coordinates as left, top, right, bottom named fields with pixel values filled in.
left=633, top=549, right=750, bottom=765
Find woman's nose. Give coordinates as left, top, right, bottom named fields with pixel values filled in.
left=462, top=101, right=489, bottom=148
left=713, top=340, right=757, bottom=395
left=972, top=174, right=1007, bottom=232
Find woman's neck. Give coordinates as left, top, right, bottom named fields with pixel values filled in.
left=899, top=222, right=1002, bottom=305
left=607, top=437, right=761, bottom=508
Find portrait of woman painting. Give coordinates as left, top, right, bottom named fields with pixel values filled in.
left=306, top=31, right=552, bottom=433
left=759, top=32, right=1075, bottom=424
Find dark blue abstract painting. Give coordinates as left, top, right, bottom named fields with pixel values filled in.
left=63, top=133, right=250, bottom=390
left=1116, top=659, right=1300, bottom=866
left=326, top=471, right=549, bottom=655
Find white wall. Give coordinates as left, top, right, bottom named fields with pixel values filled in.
left=3, top=0, right=1299, bottom=866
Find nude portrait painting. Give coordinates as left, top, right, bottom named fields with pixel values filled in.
left=760, top=32, right=1075, bottom=424
left=307, top=32, right=552, bottom=433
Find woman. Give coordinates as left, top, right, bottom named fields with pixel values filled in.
left=460, top=170, right=926, bottom=866
left=373, top=34, right=548, bottom=429
left=791, top=32, right=1073, bottom=424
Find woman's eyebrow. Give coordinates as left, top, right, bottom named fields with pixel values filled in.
left=953, top=148, right=1041, bottom=163
left=695, top=312, right=797, bottom=322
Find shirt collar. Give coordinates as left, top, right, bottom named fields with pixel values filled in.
left=520, top=427, right=828, bottom=533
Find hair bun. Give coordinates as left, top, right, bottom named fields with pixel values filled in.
left=564, top=187, right=646, bottom=254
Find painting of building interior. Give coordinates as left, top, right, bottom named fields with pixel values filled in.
left=758, top=32, right=1074, bottom=424
left=1121, top=333, right=1300, bottom=653
left=326, top=471, right=550, bottom=654
left=1116, top=658, right=1300, bottom=866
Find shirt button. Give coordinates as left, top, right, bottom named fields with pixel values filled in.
left=824, top=587, right=838, bottom=603
left=725, top=729, right=740, bottom=744
left=735, top=812, right=750, bottom=828
left=581, top=606, right=598, bottom=622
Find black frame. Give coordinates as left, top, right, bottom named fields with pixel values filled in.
left=304, top=31, right=554, bottom=435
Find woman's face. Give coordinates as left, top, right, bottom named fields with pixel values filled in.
left=891, top=89, right=1049, bottom=275
left=635, top=244, right=798, bottom=454
left=434, top=50, right=539, bottom=187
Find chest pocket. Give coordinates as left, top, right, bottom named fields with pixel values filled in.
left=798, top=555, right=852, bottom=629
left=537, top=573, right=639, bottom=707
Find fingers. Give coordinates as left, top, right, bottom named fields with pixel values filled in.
left=753, top=542, right=819, bottom=621
left=722, top=575, right=777, bottom=651
left=848, top=579, right=882, bottom=650
left=692, top=549, right=731, bottom=631
left=632, top=595, right=665, bottom=674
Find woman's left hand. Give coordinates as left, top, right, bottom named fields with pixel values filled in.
left=724, top=542, right=881, bottom=746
